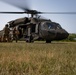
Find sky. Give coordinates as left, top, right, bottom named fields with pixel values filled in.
left=0, top=0, right=76, bottom=33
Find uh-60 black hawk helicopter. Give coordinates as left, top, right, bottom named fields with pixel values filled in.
left=0, top=0, right=69, bottom=43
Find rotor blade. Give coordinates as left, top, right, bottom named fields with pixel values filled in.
left=0, top=0, right=31, bottom=11
left=40, top=12, right=76, bottom=14
left=0, top=12, right=27, bottom=14
left=0, top=11, right=40, bottom=14
left=0, top=11, right=76, bottom=15
left=1, top=0, right=76, bottom=15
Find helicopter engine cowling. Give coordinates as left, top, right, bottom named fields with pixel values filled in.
left=8, top=17, right=30, bottom=27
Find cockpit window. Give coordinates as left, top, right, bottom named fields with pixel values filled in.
left=52, top=22, right=62, bottom=29
left=42, top=22, right=62, bottom=30
left=57, top=25, right=62, bottom=29
left=43, top=22, right=54, bottom=29
left=47, top=23, right=53, bottom=29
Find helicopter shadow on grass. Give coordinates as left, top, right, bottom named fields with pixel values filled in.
left=51, top=42, right=69, bottom=44
left=33, top=41, right=69, bottom=44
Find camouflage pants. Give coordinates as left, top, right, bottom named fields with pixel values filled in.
left=13, top=34, right=18, bottom=42
left=2, top=34, right=9, bottom=42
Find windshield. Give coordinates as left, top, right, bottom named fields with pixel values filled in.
left=43, top=22, right=55, bottom=29
left=56, top=24, right=62, bottom=29
left=52, top=22, right=62, bottom=29
left=42, top=22, right=62, bottom=30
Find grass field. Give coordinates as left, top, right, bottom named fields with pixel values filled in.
left=0, top=41, right=76, bottom=75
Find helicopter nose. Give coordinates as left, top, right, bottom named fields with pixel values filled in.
left=56, top=29, right=69, bottom=40
left=61, top=30, right=69, bottom=39
left=63, top=30, right=69, bottom=39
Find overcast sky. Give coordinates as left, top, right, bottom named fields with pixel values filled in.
left=0, top=0, right=76, bottom=33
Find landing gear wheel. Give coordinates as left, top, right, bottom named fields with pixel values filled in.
left=46, top=40, right=51, bottom=43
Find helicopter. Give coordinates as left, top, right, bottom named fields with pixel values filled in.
left=0, top=0, right=69, bottom=43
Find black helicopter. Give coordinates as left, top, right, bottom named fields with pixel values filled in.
left=0, top=0, right=69, bottom=43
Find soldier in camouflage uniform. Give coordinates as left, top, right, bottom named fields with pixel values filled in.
left=13, top=26, right=20, bottom=42
left=2, top=24, right=10, bottom=42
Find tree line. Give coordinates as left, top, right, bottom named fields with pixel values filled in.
left=63, top=33, right=76, bottom=42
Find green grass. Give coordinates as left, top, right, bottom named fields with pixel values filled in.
left=0, top=41, right=76, bottom=75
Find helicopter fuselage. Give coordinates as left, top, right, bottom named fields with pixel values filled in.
left=7, top=17, right=69, bottom=43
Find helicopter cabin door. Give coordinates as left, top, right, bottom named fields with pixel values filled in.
left=28, top=27, right=31, bottom=36
left=27, top=25, right=31, bottom=37
left=35, top=24, right=39, bottom=34
left=25, top=24, right=32, bottom=42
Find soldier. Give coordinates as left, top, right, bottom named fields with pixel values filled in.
left=2, top=24, right=10, bottom=42
left=13, top=26, right=20, bottom=42
left=9, top=28, right=13, bottom=42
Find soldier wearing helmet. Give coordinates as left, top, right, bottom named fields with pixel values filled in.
left=2, top=24, right=10, bottom=42
left=13, top=26, right=20, bottom=42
